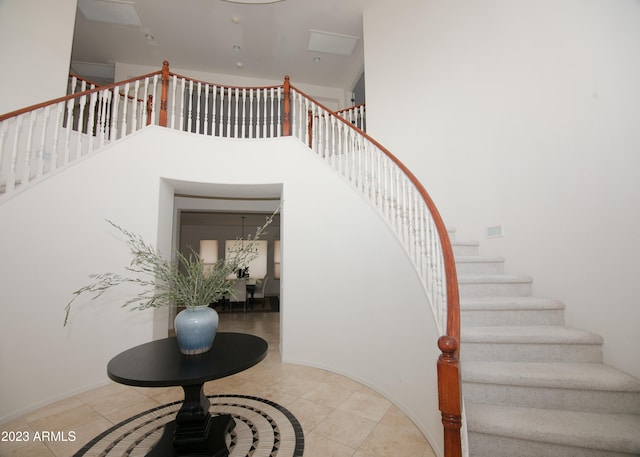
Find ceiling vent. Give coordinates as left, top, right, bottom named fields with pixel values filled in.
left=307, top=29, right=360, bottom=57
left=77, top=0, right=143, bottom=26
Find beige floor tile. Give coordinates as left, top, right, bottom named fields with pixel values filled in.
left=303, top=431, right=356, bottom=457
left=271, top=375, right=321, bottom=397
left=26, top=404, right=103, bottom=433
left=101, top=397, right=163, bottom=425
left=313, top=409, right=377, bottom=449
left=78, top=386, right=149, bottom=416
left=22, top=397, right=85, bottom=424
left=287, top=398, right=333, bottom=430
left=357, top=421, right=430, bottom=457
left=0, top=441, right=55, bottom=457
left=421, top=443, right=438, bottom=457
left=46, top=417, right=113, bottom=457
left=337, top=391, right=391, bottom=422
left=249, top=385, right=299, bottom=408
left=379, top=404, right=418, bottom=428
left=302, top=382, right=354, bottom=409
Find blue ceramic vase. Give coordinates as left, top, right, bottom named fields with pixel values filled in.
left=174, top=305, right=219, bottom=355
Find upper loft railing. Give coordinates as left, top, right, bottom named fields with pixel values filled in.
left=0, top=61, right=462, bottom=457
left=336, top=103, right=366, bottom=131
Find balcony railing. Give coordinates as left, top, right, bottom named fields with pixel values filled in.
left=0, top=61, right=463, bottom=457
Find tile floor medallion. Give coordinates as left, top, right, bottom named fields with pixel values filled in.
left=72, top=394, right=303, bottom=457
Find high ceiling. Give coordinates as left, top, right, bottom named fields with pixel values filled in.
left=71, top=0, right=371, bottom=90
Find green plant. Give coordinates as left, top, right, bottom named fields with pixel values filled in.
left=63, top=210, right=277, bottom=326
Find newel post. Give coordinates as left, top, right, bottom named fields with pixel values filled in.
left=146, top=95, right=153, bottom=126
left=438, top=335, right=463, bottom=457
left=283, top=75, right=291, bottom=136
left=159, top=61, right=170, bottom=127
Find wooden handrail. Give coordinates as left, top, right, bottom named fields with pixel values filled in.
left=335, top=103, right=365, bottom=115
left=0, top=70, right=162, bottom=121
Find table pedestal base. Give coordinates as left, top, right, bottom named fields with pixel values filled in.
left=146, top=414, right=236, bottom=457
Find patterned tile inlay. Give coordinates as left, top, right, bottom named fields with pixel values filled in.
left=73, top=394, right=304, bottom=457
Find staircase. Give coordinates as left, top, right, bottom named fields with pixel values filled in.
left=452, top=234, right=640, bottom=456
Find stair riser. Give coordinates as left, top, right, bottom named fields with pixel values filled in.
left=463, top=383, right=640, bottom=414
left=468, top=432, right=632, bottom=457
left=461, top=309, right=564, bottom=326
left=456, top=261, right=505, bottom=275
left=453, top=244, right=479, bottom=256
left=459, top=282, right=532, bottom=298
left=461, top=343, right=603, bottom=363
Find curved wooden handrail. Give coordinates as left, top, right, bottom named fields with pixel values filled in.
left=336, top=103, right=365, bottom=115
left=0, top=70, right=162, bottom=122
left=290, top=83, right=459, bottom=339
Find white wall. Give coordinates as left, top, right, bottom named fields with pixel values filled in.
left=364, top=0, right=640, bottom=378
left=0, top=0, right=77, bottom=115
left=0, top=129, right=444, bottom=454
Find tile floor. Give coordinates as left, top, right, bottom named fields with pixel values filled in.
left=0, top=312, right=436, bottom=457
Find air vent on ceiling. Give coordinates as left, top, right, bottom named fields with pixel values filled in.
left=307, top=29, right=360, bottom=57
left=77, top=0, right=143, bottom=26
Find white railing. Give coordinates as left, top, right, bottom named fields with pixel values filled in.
left=290, top=87, right=451, bottom=334
left=336, top=104, right=366, bottom=131
left=0, top=69, right=284, bottom=199
left=1, top=72, right=159, bottom=197
left=163, top=75, right=283, bottom=139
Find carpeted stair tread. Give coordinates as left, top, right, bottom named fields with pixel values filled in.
left=458, top=274, right=533, bottom=284
left=466, top=403, right=640, bottom=454
left=463, top=361, right=640, bottom=392
left=460, top=296, right=565, bottom=311
left=461, top=325, right=604, bottom=344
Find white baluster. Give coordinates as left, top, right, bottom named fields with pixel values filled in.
left=240, top=88, right=247, bottom=139
left=110, top=87, right=119, bottom=141
left=0, top=121, right=8, bottom=189
left=35, top=105, right=50, bottom=178
left=203, top=83, right=210, bottom=135
left=269, top=87, right=276, bottom=137
left=75, top=92, right=87, bottom=158
left=211, top=85, right=218, bottom=137
left=86, top=91, right=97, bottom=154
left=187, top=80, right=194, bottom=133
left=255, top=89, right=262, bottom=138
left=131, top=80, right=140, bottom=132
left=248, top=88, right=254, bottom=138
left=218, top=87, right=225, bottom=137
left=226, top=87, right=232, bottom=137
left=50, top=102, right=64, bottom=171
left=276, top=87, right=282, bottom=137
left=63, top=97, right=74, bottom=165
left=21, top=111, right=36, bottom=187
left=233, top=87, right=239, bottom=137
left=120, top=83, right=129, bottom=141
left=6, top=116, right=22, bottom=192
left=196, top=81, right=202, bottom=135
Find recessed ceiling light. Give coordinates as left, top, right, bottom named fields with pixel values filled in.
left=233, top=44, right=241, bottom=51
left=313, top=57, right=321, bottom=62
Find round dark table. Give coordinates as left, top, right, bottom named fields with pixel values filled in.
left=107, top=332, right=268, bottom=457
